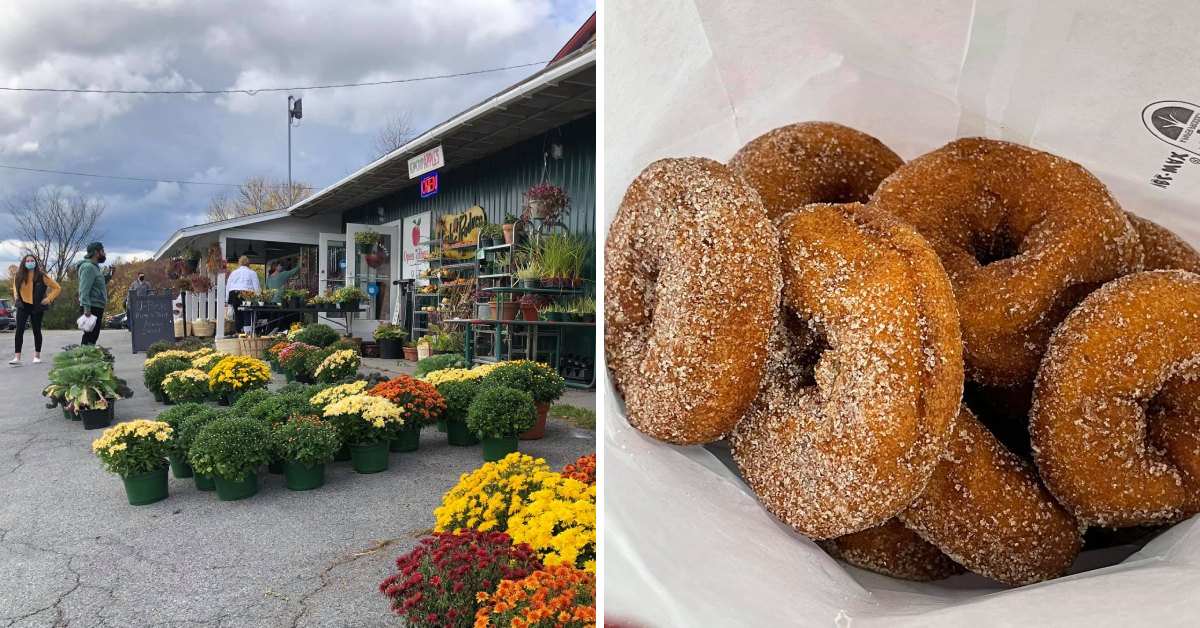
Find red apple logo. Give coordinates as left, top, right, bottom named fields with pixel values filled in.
left=411, top=217, right=421, bottom=246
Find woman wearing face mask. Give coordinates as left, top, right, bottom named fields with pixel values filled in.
left=10, top=254, right=61, bottom=365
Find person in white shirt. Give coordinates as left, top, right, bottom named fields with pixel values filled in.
left=226, top=255, right=260, bottom=334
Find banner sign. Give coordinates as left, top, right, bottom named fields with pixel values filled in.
left=407, top=145, right=444, bottom=179
left=402, top=211, right=432, bottom=280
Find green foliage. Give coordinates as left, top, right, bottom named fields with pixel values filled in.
left=231, top=387, right=273, bottom=415
left=293, top=323, right=340, bottom=348
left=173, top=406, right=225, bottom=455
left=147, top=341, right=174, bottom=357
left=187, top=415, right=273, bottom=481
left=303, top=347, right=337, bottom=380
left=480, top=361, right=565, bottom=404
left=272, top=415, right=341, bottom=466
left=373, top=323, right=407, bottom=341
left=149, top=337, right=213, bottom=357
left=40, top=277, right=79, bottom=330
left=162, top=370, right=209, bottom=403
left=330, top=338, right=359, bottom=352
left=278, top=381, right=326, bottom=398
left=467, top=386, right=536, bottom=438
left=143, top=357, right=190, bottom=396
left=247, top=392, right=316, bottom=429
left=435, top=378, right=482, bottom=422
left=45, top=357, right=132, bottom=411
left=550, top=405, right=595, bottom=430
left=413, top=353, right=468, bottom=378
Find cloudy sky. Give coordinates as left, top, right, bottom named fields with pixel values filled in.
left=0, top=0, right=593, bottom=272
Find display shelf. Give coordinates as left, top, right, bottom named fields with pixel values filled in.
left=434, top=261, right=477, bottom=271
left=482, top=286, right=582, bottom=296
left=481, top=243, right=514, bottom=252
left=478, top=273, right=512, bottom=280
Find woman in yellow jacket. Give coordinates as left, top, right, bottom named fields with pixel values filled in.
left=10, top=254, right=61, bottom=365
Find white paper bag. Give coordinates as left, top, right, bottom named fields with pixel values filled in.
left=603, top=1, right=1200, bottom=625
left=76, top=312, right=97, bottom=333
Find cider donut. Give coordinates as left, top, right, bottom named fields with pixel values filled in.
left=1031, top=270, right=1200, bottom=528
left=871, top=138, right=1143, bottom=386
left=899, top=407, right=1081, bottom=586
left=729, top=122, right=904, bottom=220
left=822, top=518, right=963, bottom=582
left=1127, top=212, right=1200, bottom=273
left=731, top=203, right=963, bottom=539
left=605, top=158, right=782, bottom=445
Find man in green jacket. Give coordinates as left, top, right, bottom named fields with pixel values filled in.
left=77, top=241, right=111, bottom=345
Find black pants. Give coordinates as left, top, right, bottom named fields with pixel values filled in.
left=14, top=304, right=43, bottom=354
left=82, top=306, right=104, bottom=345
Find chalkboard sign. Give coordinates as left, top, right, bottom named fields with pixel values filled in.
left=129, top=292, right=176, bottom=354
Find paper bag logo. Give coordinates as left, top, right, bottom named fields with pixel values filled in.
left=1143, top=101, right=1200, bottom=155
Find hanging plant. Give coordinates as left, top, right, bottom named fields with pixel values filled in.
left=205, top=243, right=226, bottom=274
left=188, top=274, right=213, bottom=293
left=524, top=183, right=569, bottom=222
left=354, top=230, right=383, bottom=254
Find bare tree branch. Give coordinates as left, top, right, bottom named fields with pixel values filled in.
left=205, top=176, right=312, bottom=222
left=371, top=112, right=417, bottom=159
left=6, top=188, right=105, bottom=282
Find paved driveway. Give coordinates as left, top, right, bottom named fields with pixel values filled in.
left=0, top=330, right=595, bottom=627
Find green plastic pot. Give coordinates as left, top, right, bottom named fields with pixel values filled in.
left=436, top=420, right=448, bottom=433
left=334, top=444, right=351, bottom=462
left=214, top=471, right=259, bottom=501
left=62, top=408, right=78, bottom=421
left=390, top=427, right=421, bottom=452
left=193, top=473, right=216, bottom=491
left=349, top=441, right=389, bottom=474
left=122, top=466, right=169, bottom=506
left=167, top=451, right=193, bottom=478
left=284, top=460, right=325, bottom=491
left=152, top=390, right=165, bottom=403
left=480, top=436, right=519, bottom=462
left=446, top=420, right=479, bottom=447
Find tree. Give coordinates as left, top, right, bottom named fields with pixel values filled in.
left=6, top=188, right=106, bottom=283
left=206, top=176, right=312, bottom=223
left=371, top=112, right=417, bottom=159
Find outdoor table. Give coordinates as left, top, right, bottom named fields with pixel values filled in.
left=445, top=317, right=596, bottom=388
left=240, top=304, right=361, bottom=337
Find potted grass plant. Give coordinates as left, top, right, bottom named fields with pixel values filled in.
left=368, top=375, right=446, bottom=452
left=188, top=415, right=273, bottom=501
left=467, top=386, right=536, bottom=461
left=273, top=414, right=341, bottom=490
left=92, top=419, right=174, bottom=506
left=321, top=394, right=405, bottom=473
left=373, top=324, right=407, bottom=359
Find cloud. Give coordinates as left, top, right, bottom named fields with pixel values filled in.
left=0, top=0, right=594, bottom=261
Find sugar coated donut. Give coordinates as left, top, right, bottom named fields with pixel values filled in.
left=605, top=157, right=782, bottom=445
left=899, top=407, right=1081, bottom=585
left=1031, top=270, right=1200, bottom=527
left=822, top=518, right=963, bottom=582
left=731, top=203, right=963, bottom=539
left=728, top=122, right=904, bottom=220
left=1127, top=212, right=1200, bottom=273
left=871, top=138, right=1143, bottom=386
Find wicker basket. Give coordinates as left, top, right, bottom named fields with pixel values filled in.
left=239, top=336, right=275, bottom=358
left=173, top=319, right=185, bottom=338
left=214, top=337, right=243, bottom=356
left=192, top=319, right=216, bottom=337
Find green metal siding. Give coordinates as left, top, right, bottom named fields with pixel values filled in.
left=342, top=113, right=595, bottom=236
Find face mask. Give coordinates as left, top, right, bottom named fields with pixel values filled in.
left=138, top=276, right=145, bottom=282
left=24, top=261, right=35, bottom=270
left=97, top=254, right=107, bottom=264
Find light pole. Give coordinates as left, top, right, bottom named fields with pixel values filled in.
left=287, top=95, right=303, bottom=189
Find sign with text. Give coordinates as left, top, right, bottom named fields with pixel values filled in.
left=129, top=292, right=176, bottom=354
left=407, top=145, right=444, bottom=179
left=420, top=171, right=439, bottom=198
left=402, top=211, right=432, bottom=280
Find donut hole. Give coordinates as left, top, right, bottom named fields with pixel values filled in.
left=968, top=230, right=1021, bottom=266
left=774, top=309, right=831, bottom=387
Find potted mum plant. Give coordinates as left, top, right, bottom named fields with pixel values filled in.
left=314, top=349, right=361, bottom=383
left=161, top=368, right=211, bottom=404
left=207, top=355, right=272, bottom=405
left=368, top=375, right=446, bottom=452
left=372, top=324, right=407, bottom=359
left=144, top=355, right=191, bottom=404
left=379, top=530, right=543, bottom=627
left=188, top=415, right=273, bottom=501
left=279, top=342, right=318, bottom=383
left=322, top=394, right=405, bottom=473
left=273, top=414, right=341, bottom=490
left=435, top=377, right=482, bottom=447
left=475, top=565, right=596, bottom=628
left=156, top=402, right=219, bottom=479
left=92, top=419, right=174, bottom=506
left=480, top=360, right=566, bottom=440
left=175, top=408, right=224, bottom=489
left=467, top=386, right=537, bottom=461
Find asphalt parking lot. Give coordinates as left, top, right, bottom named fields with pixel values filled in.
left=0, top=329, right=595, bottom=627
